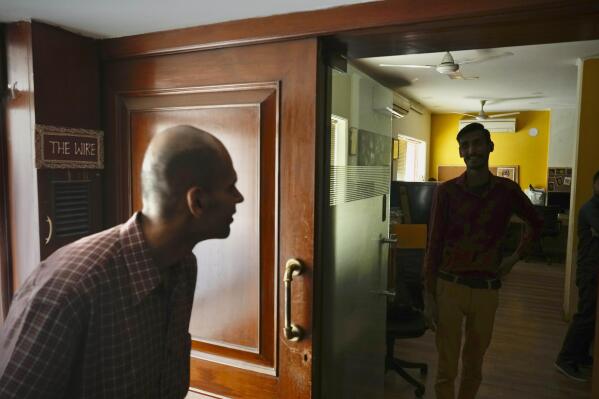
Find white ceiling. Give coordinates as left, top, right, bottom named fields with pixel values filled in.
left=359, top=40, right=599, bottom=114
left=0, top=0, right=375, bottom=38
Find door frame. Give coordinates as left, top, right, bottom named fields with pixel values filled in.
left=101, top=1, right=599, bottom=60
left=0, top=23, right=14, bottom=320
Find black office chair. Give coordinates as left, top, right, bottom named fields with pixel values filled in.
left=531, top=205, right=561, bottom=264
left=386, top=249, right=428, bottom=398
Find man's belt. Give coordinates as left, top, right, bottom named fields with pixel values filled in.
left=438, top=270, right=501, bottom=290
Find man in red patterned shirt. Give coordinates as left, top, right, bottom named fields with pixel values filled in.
left=0, top=125, right=244, bottom=398
left=424, top=122, right=542, bottom=399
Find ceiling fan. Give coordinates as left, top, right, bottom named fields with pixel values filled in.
left=457, top=99, right=520, bottom=120
left=379, top=50, right=513, bottom=80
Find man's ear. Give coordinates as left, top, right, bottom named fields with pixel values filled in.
left=489, top=140, right=495, bottom=152
left=186, top=186, right=204, bottom=217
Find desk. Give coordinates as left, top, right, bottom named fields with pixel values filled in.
left=510, top=212, right=569, bottom=226
left=390, top=224, right=427, bottom=248
left=508, top=210, right=568, bottom=262
left=388, top=224, right=427, bottom=290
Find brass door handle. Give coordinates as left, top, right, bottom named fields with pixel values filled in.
left=283, top=258, right=304, bottom=341
left=44, top=216, right=53, bottom=245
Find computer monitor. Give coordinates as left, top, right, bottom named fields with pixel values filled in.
left=546, top=191, right=571, bottom=213
left=390, top=181, right=438, bottom=224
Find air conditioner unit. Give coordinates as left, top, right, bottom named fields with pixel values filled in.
left=458, top=118, right=517, bottom=133
left=392, top=95, right=411, bottom=118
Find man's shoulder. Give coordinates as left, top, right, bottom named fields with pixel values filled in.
left=492, top=175, right=522, bottom=195
left=494, top=174, right=519, bottom=187
left=51, top=224, right=122, bottom=266
left=30, top=225, right=125, bottom=300
left=437, top=178, right=459, bottom=193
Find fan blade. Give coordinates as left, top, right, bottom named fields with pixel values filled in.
left=450, top=112, right=477, bottom=118
left=464, top=96, right=545, bottom=104
left=459, top=51, right=514, bottom=65
left=379, top=63, right=436, bottom=69
left=489, top=112, right=520, bottom=118
left=447, top=71, right=479, bottom=80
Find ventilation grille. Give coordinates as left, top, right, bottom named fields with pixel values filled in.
left=53, top=181, right=91, bottom=237
left=330, top=166, right=389, bottom=206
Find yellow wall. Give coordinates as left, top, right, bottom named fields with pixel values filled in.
left=430, top=111, right=550, bottom=190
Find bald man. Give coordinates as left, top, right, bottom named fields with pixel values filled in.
left=0, top=126, right=243, bottom=399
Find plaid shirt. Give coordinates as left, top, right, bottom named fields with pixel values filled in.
left=424, top=173, right=542, bottom=285
left=0, top=213, right=197, bottom=399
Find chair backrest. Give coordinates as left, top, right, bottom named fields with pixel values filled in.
left=390, top=248, right=425, bottom=314
left=534, top=205, right=561, bottom=236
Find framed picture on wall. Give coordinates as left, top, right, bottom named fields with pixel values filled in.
left=564, top=176, right=571, bottom=186
left=496, top=166, right=519, bottom=183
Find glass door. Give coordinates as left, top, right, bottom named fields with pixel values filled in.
left=320, top=63, right=394, bottom=398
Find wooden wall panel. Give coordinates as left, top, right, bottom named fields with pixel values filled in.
left=4, top=21, right=102, bottom=291
left=101, top=0, right=599, bottom=60
left=31, top=22, right=101, bottom=130
left=29, top=22, right=103, bottom=260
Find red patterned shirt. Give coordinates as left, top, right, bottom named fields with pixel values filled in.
left=424, top=173, right=542, bottom=287
left=0, top=212, right=197, bottom=399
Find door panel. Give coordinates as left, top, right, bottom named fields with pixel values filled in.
left=104, top=40, right=317, bottom=398
left=127, top=86, right=276, bottom=374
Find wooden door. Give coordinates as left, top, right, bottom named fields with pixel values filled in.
left=37, top=169, right=103, bottom=260
left=103, top=39, right=317, bottom=398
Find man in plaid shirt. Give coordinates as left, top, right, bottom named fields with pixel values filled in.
left=0, top=125, right=244, bottom=398
left=424, top=122, right=542, bottom=399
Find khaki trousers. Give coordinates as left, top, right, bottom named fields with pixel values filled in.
left=435, top=278, right=499, bottom=399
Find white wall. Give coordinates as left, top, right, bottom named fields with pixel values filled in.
left=392, top=92, right=431, bottom=179
left=548, top=108, right=576, bottom=167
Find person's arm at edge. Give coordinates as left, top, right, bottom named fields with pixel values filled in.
left=584, top=199, right=599, bottom=236
left=423, top=184, right=447, bottom=297
left=512, top=184, right=543, bottom=260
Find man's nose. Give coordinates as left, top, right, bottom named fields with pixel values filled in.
left=236, top=188, right=244, bottom=203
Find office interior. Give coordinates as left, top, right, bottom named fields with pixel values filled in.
left=332, top=39, right=599, bottom=398
left=1, top=2, right=599, bottom=399
left=357, top=40, right=597, bottom=268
